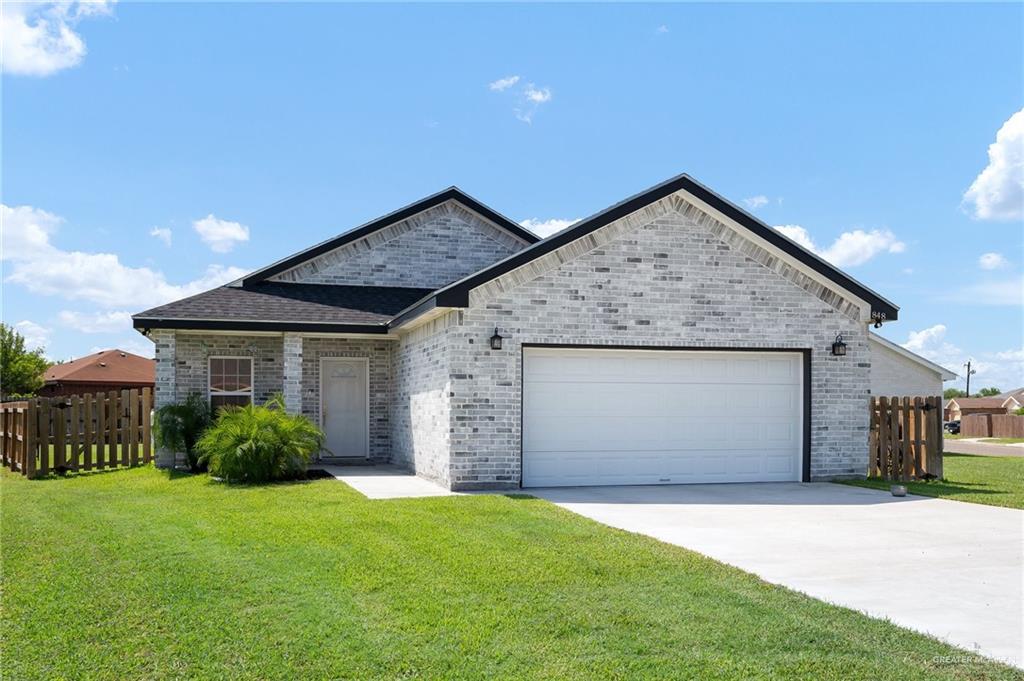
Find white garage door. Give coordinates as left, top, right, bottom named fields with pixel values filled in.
left=522, top=348, right=804, bottom=488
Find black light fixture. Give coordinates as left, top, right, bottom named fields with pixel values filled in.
left=831, top=334, right=847, bottom=357
left=489, top=328, right=503, bottom=351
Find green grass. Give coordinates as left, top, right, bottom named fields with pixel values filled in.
left=943, top=433, right=965, bottom=440
left=981, top=437, right=1024, bottom=445
left=2, top=469, right=1018, bottom=680
left=843, top=453, right=1024, bottom=510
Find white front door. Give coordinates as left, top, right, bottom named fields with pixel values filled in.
left=522, top=347, right=804, bottom=487
left=321, top=358, right=368, bottom=458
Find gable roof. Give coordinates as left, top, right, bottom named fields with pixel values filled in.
left=999, top=387, right=1024, bottom=402
left=948, top=396, right=1020, bottom=410
left=868, top=333, right=957, bottom=381
left=45, top=349, right=154, bottom=385
left=133, top=282, right=432, bottom=334
left=241, top=187, right=540, bottom=286
left=391, top=173, right=900, bottom=327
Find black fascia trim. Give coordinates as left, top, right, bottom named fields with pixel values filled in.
left=242, top=188, right=539, bottom=286
left=406, top=174, right=899, bottom=321
left=387, top=295, right=440, bottom=329
left=131, top=317, right=390, bottom=334
left=518, top=344, right=813, bottom=486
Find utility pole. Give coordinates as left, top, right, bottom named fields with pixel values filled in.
left=964, top=360, right=977, bottom=396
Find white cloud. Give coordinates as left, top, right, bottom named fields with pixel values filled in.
left=0, top=1, right=114, bottom=77
left=901, top=324, right=1024, bottom=390
left=192, top=214, right=249, bottom=253
left=978, top=252, right=1008, bottom=270
left=963, top=108, right=1024, bottom=221
left=149, top=226, right=172, bottom=247
left=490, top=76, right=553, bottom=124
left=2, top=203, right=248, bottom=311
left=519, top=217, right=579, bottom=238
left=773, top=224, right=906, bottom=267
left=58, top=310, right=133, bottom=334
left=523, top=84, right=551, bottom=104
left=1, top=204, right=62, bottom=260
left=14, top=320, right=50, bottom=351
left=743, top=195, right=770, bottom=210
left=488, top=75, right=520, bottom=92
left=656, top=25, right=669, bottom=34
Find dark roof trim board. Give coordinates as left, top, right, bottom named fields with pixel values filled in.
left=397, top=173, right=899, bottom=323
left=132, top=318, right=390, bottom=334
left=241, top=187, right=540, bottom=286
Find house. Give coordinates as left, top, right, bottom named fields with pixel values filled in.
left=135, top=173, right=915, bottom=490
left=867, top=333, right=956, bottom=399
left=946, top=396, right=1022, bottom=422
left=998, top=387, right=1024, bottom=405
left=39, top=349, right=155, bottom=398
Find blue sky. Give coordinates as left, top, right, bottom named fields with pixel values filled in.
left=3, top=2, right=1022, bottom=390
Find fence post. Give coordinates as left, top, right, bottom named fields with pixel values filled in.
left=901, top=397, right=912, bottom=481
left=24, top=399, right=37, bottom=477
left=142, top=388, right=152, bottom=464
left=929, top=396, right=943, bottom=479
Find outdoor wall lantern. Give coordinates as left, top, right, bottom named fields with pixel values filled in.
left=490, top=328, right=504, bottom=351
left=831, top=334, right=847, bottom=357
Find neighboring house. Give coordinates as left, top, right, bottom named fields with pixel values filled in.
left=998, top=387, right=1024, bottom=406
left=134, top=174, right=907, bottom=490
left=39, top=349, right=155, bottom=398
left=867, top=333, right=956, bottom=399
left=946, top=396, right=1022, bottom=422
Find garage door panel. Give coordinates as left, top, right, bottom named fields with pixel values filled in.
left=523, top=348, right=803, bottom=487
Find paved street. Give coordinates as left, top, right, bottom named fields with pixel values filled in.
left=946, top=439, right=1024, bottom=458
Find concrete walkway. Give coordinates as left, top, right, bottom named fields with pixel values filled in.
left=316, top=464, right=457, bottom=499
left=529, top=482, right=1024, bottom=668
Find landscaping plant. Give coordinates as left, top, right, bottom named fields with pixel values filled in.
left=154, top=393, right=212, bottom=472
left=197, top=394, right=323, bottom=483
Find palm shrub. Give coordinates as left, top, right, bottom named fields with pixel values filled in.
left=154, top=394, right=212, bottom=472
left=197, top=395, right=323, bottom=483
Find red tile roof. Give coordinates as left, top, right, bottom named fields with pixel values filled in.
left=44, top=349, right=154, bottom=384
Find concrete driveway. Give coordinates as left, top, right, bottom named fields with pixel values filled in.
left=529, top=482, right=1024, bottom=668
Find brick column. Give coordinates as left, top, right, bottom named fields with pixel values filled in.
left=283, top=333, right=303, bottom=414
left=151, top=329, right=177, bottom=468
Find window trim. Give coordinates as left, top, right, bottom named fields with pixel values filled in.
left=207, top=355, right=255, bottom=407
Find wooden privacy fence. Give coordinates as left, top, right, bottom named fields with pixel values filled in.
left=962, top=414, right=1024, bottom=438
left=1, top=388, right=152, bottom=478
left=869, top=396, right=943, bottom=481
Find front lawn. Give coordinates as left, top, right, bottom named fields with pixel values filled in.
left=2, top=469, right=1018, bottom=680
left=843, top=453, right=1024, bottom=510
left=981, top=437, right=1024, bottom=445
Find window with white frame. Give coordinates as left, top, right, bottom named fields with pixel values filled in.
left=208, top=356, right=253, bottom=410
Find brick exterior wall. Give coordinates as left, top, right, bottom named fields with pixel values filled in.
left=172, top=333, right=284, bottom=405
left=268, top=201, right=530, bottom=289
left=151, top=329, right=176, bottom=468
left=390, top=316, right=454, bottom=486
left=283, top=333, right=303, bottom=414
left=300, top=337, right=393, bottom=461
left=433, top=199, right=870, bottom=489
left=869, top=339, right=943, bottom=399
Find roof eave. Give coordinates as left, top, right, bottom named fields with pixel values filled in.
left=131, top=317, right=391, bottom=335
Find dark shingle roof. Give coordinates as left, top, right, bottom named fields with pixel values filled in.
left=132, top=283, right=433, bottom=333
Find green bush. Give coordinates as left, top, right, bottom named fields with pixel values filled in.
left=197, top=395, right=323, bottom=483
left=154, top=394, right=212, bottom=472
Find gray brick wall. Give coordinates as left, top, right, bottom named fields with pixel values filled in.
left=390, top=316, right=453, bottom=486
left=300, top=337, right=392, bottom=461
left=440, top=204, right=870, bottom=489
left=269, top=201, right=529, bottom=289
left=283, top=333, right=303, bottom=414
left=173, top=333, right=284, bottom=405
